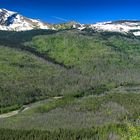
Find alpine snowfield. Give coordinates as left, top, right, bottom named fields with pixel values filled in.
left=90, top=21, right=140, bottom=36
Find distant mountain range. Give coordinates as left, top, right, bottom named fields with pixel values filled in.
left=1, top=8, right=140, bottom=36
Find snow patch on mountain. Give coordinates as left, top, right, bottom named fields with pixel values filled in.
left=89, top=21, right=140, bottom=36
left=133, top=31, right=140, bottom=36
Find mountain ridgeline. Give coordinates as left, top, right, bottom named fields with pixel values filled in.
left=0, top=9, right=140, bottom=140
left=1, top=8, right=140, bottom=37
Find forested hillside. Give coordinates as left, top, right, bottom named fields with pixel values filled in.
left=0, top=29, right=140, bottom=140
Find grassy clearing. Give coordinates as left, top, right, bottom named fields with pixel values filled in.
left=34, top=96, right=74, bottom=113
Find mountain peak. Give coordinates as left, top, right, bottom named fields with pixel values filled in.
left=0, top=8, right=16, bottom=15
left=0, top=8, right=52, bottom=31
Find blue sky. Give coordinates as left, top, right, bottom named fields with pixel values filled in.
left=0, top=0, right=140, bottom=23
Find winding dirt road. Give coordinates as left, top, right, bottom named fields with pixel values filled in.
left=0, top=96, right=63, bottom=119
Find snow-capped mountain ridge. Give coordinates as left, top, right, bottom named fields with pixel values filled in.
left=0, top=9, right=140, bottom=36
left=89, top=20, right=140, bottom=36
left=0, top=9, right=52, bottom=31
